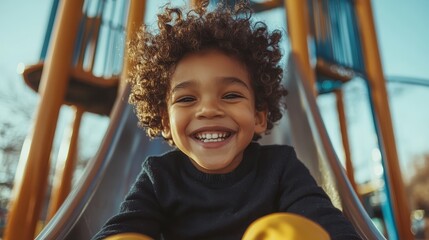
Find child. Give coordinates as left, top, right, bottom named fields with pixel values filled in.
left=93, top=1, right=361, bottom=239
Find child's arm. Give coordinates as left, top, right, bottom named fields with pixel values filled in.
left=92, top=159, right=164, bottom=240
left=278, top=148, right=361, bottom=240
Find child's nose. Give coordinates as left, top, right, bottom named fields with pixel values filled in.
left=195, top=99, right=224, bottom=119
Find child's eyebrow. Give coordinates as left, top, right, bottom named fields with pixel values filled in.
left=170, top=81, right=194, bottom=94
left=221, top=77, right=250, bottom=90
left=170, top=76, right=249, bottom=94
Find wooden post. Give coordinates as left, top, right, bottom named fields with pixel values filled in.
left=335, top=90, right=358, bottom=193
left=118, top=0, right=146, bottom=93
left=46, top=107, right=83, bottom=221
left=4, top=1, right=84, bottom=239
left=284, top=0, right=317, bottom=92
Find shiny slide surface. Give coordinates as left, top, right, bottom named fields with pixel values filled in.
left=36, top=87, right=171, bottom=240
left=285, top=53, right=385, bottom=239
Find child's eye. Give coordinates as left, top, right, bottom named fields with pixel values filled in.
left=175, top=96, right=196, bottom=103
left=223, top=92, right=244, bottom=100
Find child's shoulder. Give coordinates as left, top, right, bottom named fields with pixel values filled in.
left=258, top=143, right=296, bottom=157
left=248, top=143, right=299, bottom=165
left=250, top=143, right=305, bottom=174
left=142, top=148, right=186, bottom=169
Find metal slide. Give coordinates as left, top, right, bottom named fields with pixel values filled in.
left=285, top=54, right=385, bottom=239
left=36, top=87, right=172, bottom=240
left=36, top=54, right=385, bottom=240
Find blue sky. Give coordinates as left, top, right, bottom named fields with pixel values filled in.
left=2, top=1, right=427, bottom=79
left=372, top=0, right=429, bottom=79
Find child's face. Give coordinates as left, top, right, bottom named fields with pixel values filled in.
left=163, top=49, right=267, bottom=174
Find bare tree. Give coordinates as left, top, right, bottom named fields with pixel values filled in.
left=0, top=69, right=38, bottom=210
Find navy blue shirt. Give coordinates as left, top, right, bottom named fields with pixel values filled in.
left=93, top=143, right=360, bottom=240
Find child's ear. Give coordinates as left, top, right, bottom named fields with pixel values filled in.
left=161, top=127, right=171, bottom=139
left=161, top=115, right=171, bottom=139
left=254, top=109, right=268, bottom=134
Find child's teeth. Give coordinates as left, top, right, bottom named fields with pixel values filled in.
left=196, top=132, right=229, bottom=142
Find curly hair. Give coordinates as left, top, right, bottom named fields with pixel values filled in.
left=127, top=1, right=287, bottom=143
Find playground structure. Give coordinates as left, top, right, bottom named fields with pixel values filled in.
left=2, top=0, right=422, bottom=239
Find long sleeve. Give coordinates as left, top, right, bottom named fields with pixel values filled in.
left=92, top=159, right=165, bottom=240
left=277, top=147, right=361, bottom=240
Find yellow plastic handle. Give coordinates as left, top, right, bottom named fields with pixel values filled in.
left=104, top=233, right=154, bottom=240
left=242, top=213, right=331, bottom=240
left=103, top=213, right=330, bottom=240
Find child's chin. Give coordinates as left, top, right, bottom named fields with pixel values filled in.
left=194, top=158, right=237, bottom=174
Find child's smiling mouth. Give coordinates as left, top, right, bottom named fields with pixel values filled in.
left=194, top=131, right=232, bottom=142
